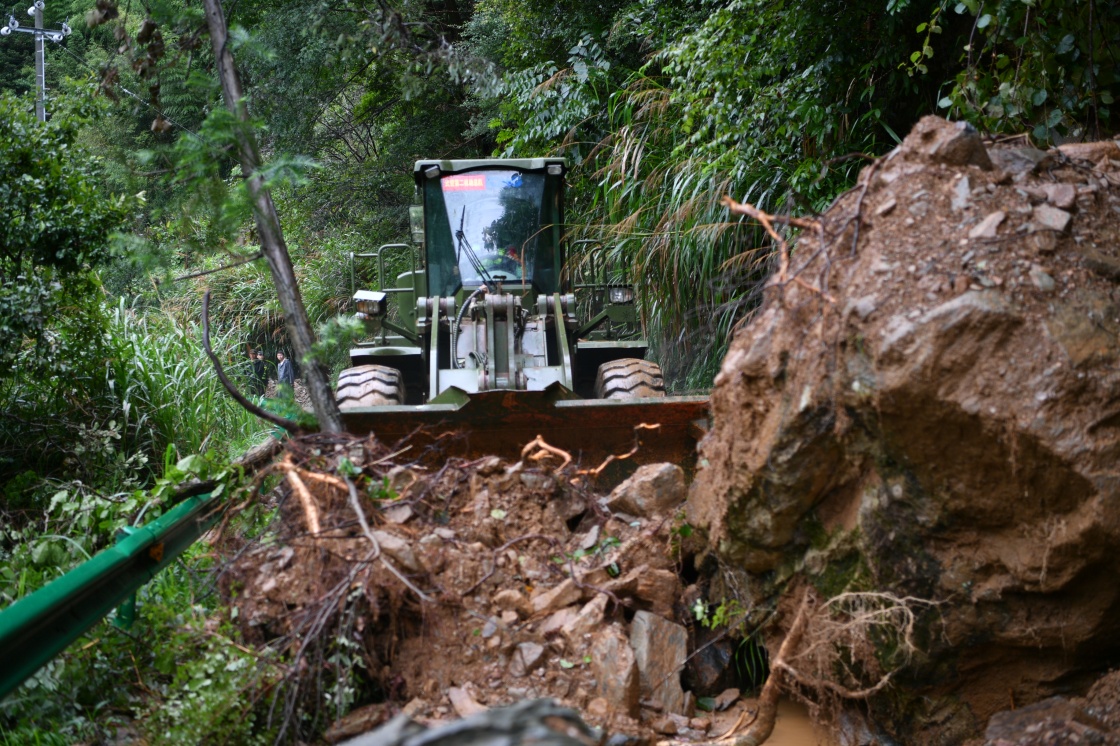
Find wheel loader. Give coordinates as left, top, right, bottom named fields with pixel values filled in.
left=336, top=157, right=708, bottom=473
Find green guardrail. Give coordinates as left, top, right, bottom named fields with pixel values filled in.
left=0, top=491, right=219, bottom=700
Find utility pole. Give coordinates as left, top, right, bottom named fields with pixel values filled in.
left=1, top=1, right=71, bottom=122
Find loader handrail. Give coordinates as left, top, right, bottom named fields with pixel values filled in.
left=349, top=243, right=416, bottom=297
left=0, top=491, right=220, bottom=700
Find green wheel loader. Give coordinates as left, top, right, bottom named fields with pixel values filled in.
left=337, top=157, right=708, bottom=472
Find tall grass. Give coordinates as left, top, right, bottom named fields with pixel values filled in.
left=105, top=299, right=270, bottom=463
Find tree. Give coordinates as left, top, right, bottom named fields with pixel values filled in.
left=200, top=0, right=342, bottom=433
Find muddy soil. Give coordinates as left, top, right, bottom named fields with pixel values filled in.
left=224, top=434, right=763, bottom=744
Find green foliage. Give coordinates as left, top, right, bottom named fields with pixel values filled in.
left=921, top=0, right=1119, bottom=142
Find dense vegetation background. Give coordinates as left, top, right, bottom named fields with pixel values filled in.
left=0, top=0, right=1115, bottom=741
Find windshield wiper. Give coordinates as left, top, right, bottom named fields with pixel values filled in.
left=455, top=206, right=494, bottom=286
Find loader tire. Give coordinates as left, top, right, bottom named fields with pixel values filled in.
left=594, top=358, right=666, bottom=400
left=336, top=365, right=405, bottom=408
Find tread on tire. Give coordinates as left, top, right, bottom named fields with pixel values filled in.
left=336, top=364, right=405, bottom=408
left=594, top=358, right=666, bottom=400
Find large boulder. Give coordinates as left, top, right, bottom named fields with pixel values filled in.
left=688, top=117, right=1120, bottom=743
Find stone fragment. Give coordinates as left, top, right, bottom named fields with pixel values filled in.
left=447, top=686, right=487, bottom=717
left=968, top=211, right=1005, bottom=239
left=562, top=594, right=608, bottom=643
left=847, top=295, right=879, bottom=321
left=650, top=716, right=678, bottom=735
left=586, top=697, right=610, bottom=719
left=951, top=175, right=971, bottom=211
left=1056, top=141, right=1120, bottom=162
left=1078, top=246, right=1120, bottom=280
left=324, top=702, right=391, bottom=743
left=714, top=688, right=741, bottom=711
left=492, top=589, right=529, bottom=616
left=481, top=617, right=499, bottom=639
left=1033, top=203, right=1072, bottom=233
left=684, top=626, right=737, bottom=696
left=875, top=198, right=897, bottom=216
left=605, top=463, right=686, bottom=518
left=987, top=145, right=1051, bottom=175
left=902, top=116, right=993, bottom=170
left=1041, top=183, right=1076, bottom=210
left=500, top=610, right=518, bottom=626
left=630, top=610, right=689, bottom=715
left=635, top=568, right=681, bottom=619
left=985, top=696, right=1111, bottom=744
left=509, top=642, right=545, bottom=677
left=381, top=503, right=413, bottom=524
left=578, top=524, right=601, bottom=551
left=1029, top=265, right=1056, bottom=293
left=589, top=625, right=640, bottom=718
left=531, top=579, right=582, bottom=616
left=690, top=717, right=712, bottom=732
left=539, top=606, right=578, bottom=636
left=371, top=530, right=422, bottom=573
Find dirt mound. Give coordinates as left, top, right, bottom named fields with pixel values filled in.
left=221, top=435, right=755, bottom=743
left=688, top=118, right=1120, bottom=742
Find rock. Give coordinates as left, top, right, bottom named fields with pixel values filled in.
left=1057, top=141, right=1120, bottom=163
left=1041, top=182, right=1077, bottom=210
left=901, top=116, right=993, bottom=170
left=578, top=524, right=601, bottom=551
left=875, top=198, right=897, bottom=216
left=539, top=606, right=578, bottom=636
left=650, top=716, right=678, bottom=736
left=509, top=642, right=546, bottom=677
left=1033, top=203, right=1072, bottom=233
left=686, top=113, right=1120, bottom=744
left=371, top=530, right=422, bottom=573
left=714, top=688, right=741, bottom=711
left=589, top=625, right=640, bottom=718
left=447, top=686, right=487, bottom=717
left=630, top=610, right=689, bottom=715
left=324, top=702, right=392, bottom=743
left=847, top=295, right=879, bottom=321
left=1078, top=245, right=1120, bottom=280
left=492, top=589, right=529, bottom=616
left=562, top=594, right=608, bottom=643
left=1029, top=264, right=1056, bottom=292
left=951, top=175, right=971, bottom=211
left=987, top=145, right=1052, bottom=175
left=683, top=625, right=737, bottom=696
left=984, top=696, right=1115, bottom=745
left=634, top=568, right=681, bottom=619
left=381, top=503, right=413, bottom=524
left=531, top=579, right=582, bottom=616
left=605, top=463, right=686, bottom=518
left=586, top=697, right=610, bottom=719
left=968, top=211, right=1005, bottom=239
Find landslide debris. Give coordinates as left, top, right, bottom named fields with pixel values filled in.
left=222, top=435, right=753, bottom=744
left=689, top=118, right=1120, bottom=743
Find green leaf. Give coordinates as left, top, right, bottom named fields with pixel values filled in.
left=916, top=23, right=928, bottom=33
left=938, top=97, right=954, bottom=109
left=1101, top=91, right=1115, bottom=105
left=490, top=508, right=507, bottom=520
left=1046, top=108, right=1063, bottom=127
left=1055, top=34, right=1075, bottom=55
left=697, top=697, right=717, bottom=712
left=559, top=659, right=575, bottom=669
left=1031, top=89, right=1048, bottom=106
left=977, top=14, right=992, bottom=28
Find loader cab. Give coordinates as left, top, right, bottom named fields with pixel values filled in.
left=414, top=158, right=566, bottom=299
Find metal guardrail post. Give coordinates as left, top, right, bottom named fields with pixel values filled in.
left=0, top=491, right=218, bottom=700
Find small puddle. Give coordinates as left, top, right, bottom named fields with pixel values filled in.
left=702, top=697, right=835, bottom=746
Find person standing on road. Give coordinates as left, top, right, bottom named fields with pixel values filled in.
left=277, top=351, right=295, bottom=390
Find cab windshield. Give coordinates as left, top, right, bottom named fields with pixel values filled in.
left=440, top=170, right=545, bottom=285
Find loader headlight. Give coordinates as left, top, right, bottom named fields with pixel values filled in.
left=354, top=290, right=387, bottom=317
left=608, top=286, right=634, bottom=304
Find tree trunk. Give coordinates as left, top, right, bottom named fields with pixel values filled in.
left=201, top=0, right=343, bottom=434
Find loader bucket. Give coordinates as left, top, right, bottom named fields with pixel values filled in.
left=339, top=383, right=709, bottom=482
